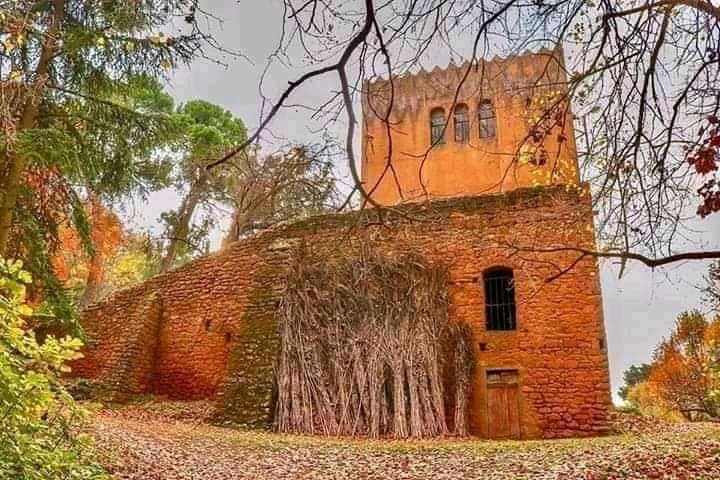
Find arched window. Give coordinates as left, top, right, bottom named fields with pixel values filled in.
left=484, top=267, right=516, bottom=330
left=430, top=108, right=446, bottom=145
left=478, top=99, right=496, bottom=139
left=454, top=104, right=470, bottom=143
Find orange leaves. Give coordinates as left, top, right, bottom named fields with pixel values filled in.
left=641, top=311, right=720, bottom=420
left=688, top=117, right=720, bottom=218
left=52, top=197, right=124, bottom=292
left=689, top=147, right=719, bottom=176
left=697, top=180, right=720, bottom=218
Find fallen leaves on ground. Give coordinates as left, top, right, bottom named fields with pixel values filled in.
left=88, top=403, right=720, bottom=480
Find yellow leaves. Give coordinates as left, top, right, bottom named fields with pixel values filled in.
left=517, top=143, right=537, bottom=165
left=95, top=36, right=106, bottom=48
left=8, top=70, right=22, bottom=82
left=704, top=317, right=720, bottom=349
left=108, top=249, right=149, bottom=287
left=2, top=32, right=24, bottom=54
left=2, top=38, right=15, bottom=53
left=148, top=32, right=169, bottom=46
left=625, top=381, right=683, bottom=421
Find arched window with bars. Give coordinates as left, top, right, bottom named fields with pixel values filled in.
left=430, top=108, right=446, bottom=146
left=478, top=99, right=496, bottom=139
left=483, top=267, right=516, bottom=330
left=454, top=104, right=470, bottom=143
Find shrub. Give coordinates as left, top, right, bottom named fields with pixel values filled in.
left=0, top=259, right=108, bottom=480
left=625, top=381, right=683, bottom=422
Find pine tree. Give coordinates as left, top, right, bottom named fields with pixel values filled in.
left=158, top=100, right=247, bottom=272
left=0, top=1, right=211, bottom=327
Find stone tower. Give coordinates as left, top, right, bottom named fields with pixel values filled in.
left=361, top=48, right=580, bottom=204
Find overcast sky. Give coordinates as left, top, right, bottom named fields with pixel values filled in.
left=125, top=1, right=720, bottom=403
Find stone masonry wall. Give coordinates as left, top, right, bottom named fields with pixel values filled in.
left=72, top=185, right=611, bottom=438
left=362, top=48, right=581, bottom=205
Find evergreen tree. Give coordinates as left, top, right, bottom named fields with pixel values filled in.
left=0, top=1, right=211, bottom=326
left=158, top=100, right=247, bottom=272
left=618, top=363, right=651, bottom=401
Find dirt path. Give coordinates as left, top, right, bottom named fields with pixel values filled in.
left=90, top=406, right=720, bottom=480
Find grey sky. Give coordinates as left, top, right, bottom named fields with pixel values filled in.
left=125, top=1, right=720, bottom=403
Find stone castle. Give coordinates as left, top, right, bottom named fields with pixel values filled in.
left=72, top=49, right=611, bottom=439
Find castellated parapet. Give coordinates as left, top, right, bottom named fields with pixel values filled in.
left=361, top=47, right=580, bottom=204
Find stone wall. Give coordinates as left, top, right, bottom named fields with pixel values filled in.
left=72, top=185, right=611, bottom=438
left=361, top=47, right=580, bottom=205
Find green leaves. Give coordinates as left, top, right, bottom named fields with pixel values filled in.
left=0, top=258, right=109, bottom=479
left=176, top=100, right=248, bottom=160
left=157, top=100, right=248, bottom=269
left=2, top=0, right=203, bottom=329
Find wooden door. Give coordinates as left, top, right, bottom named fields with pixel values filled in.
left=486, top=370, right=521, bottom=439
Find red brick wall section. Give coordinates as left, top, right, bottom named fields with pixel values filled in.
left=72, top=184, right=612, bottom=438
left=73, top=290, right=162, bottom=399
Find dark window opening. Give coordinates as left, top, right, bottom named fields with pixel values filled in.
left=203, top=319, right=212, bottom=331
left=484, top=268, right=516, bottom=330
left=430, top=108, right=446, bottom=145
left=454, top=104, right=470, bottom=143
left=478, top=99, right=497, bottom=139
left=225, top=332, right=232, bottom=343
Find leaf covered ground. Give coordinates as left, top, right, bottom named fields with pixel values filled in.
left=87, top=400, right=720, bottom=480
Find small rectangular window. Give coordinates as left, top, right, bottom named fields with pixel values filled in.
left=479, top=116, right=496, bottom=138
left=430, top=109, right=446, bottom=145
left=431, top=123, right=445, bottom=145
left=478, top=100, right=496, bottom=139
left=454, top=105, right=470, bottom=143
left=487, top=369, right=519, bottom=384
left=484, top=268, right=516, bottom=330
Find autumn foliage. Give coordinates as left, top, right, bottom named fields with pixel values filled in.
left=627, top=311, right=720, bottom=421
left=688, top=116, right=720, bottom=218
left=53, top=198, right=123, bottom=306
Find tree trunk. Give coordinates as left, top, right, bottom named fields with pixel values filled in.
left=222, top=197, right=263, bottom=248
left=0, top=152, right=26, bottom=254
left=79, top=195, right=106, bottom=309
left=0, top=0, right=65, bottom=255
left=221, top=206, right=249, bottom=248
left=159, top=176, right=206, bottom=273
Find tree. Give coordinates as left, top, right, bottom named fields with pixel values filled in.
left=55, top=223, right=164, bottom=305
left=625, top=381, right=683, bottom=421
left=208, top=0, right=720, bottom=270
left=53, top=198, right=124, bottom=307
left=618, top=363, right=651, bottom=401
left=648, top=310, right=720, bottom=420
left=0, top=0, right=207, bottom=251
left=222, top=144, right=338, bottom=246
left=0, top=258, right=109, bottom=479
left=0, top=1, right=210, bottom=322
left=106, top=230, right=163, bottom=291
left=158, top=100, right=247, bottom=272
left=8, top=74, right=176, bottom=325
